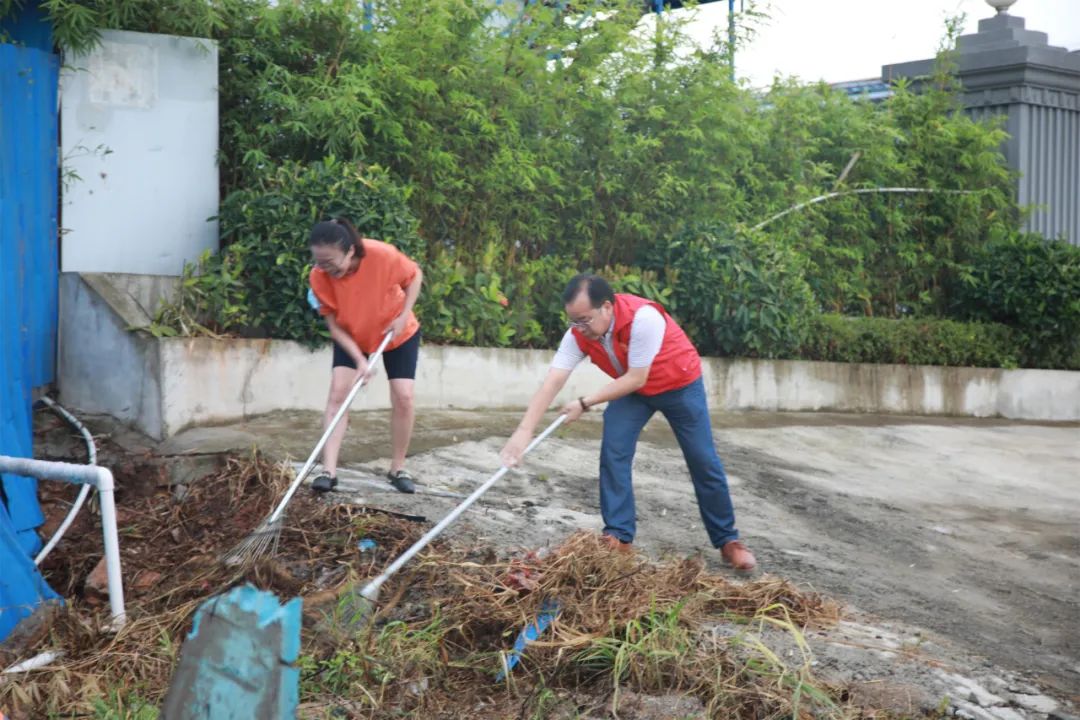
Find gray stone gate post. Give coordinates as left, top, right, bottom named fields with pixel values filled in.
left=883, top=0, right=1080, bottom=246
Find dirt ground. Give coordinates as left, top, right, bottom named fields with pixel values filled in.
left=158, top=408, right=1080, bottom=712
left=33, top=406, right=1080, bottom=718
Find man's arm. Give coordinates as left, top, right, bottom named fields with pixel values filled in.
left=500, top=367, right=572, bottom=466
left=516, top=367, right=573, bottom=436
left=576, top=367, right=649, bottom=409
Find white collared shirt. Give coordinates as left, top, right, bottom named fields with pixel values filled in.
left=551, top=305, right=665, bottom=373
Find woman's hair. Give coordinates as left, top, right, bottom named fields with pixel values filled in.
left=309, top=217, right=366, bottom=258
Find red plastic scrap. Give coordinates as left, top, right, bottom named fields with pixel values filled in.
left=504, top=550, right=545, bottom=593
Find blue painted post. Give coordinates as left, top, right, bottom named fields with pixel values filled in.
left=161, top=585, right=303, bottom=719
left=362, top=1, right=374, bottom=31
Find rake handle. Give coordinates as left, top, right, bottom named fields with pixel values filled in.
left=269, top=331, right=395, bottom=522
left=360, top=413, right=567, bottom=600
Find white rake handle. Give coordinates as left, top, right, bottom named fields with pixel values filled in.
left=360, top=413, right=568, bottom=599
left=269, top=330, right=395, bottom=523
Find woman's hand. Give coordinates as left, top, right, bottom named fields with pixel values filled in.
left=385, top=313, right=409, bottom=339
left=353, top=357, right=373, bottom=386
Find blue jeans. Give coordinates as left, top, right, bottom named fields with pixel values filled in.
left=599, top=377, right=738, bottom=548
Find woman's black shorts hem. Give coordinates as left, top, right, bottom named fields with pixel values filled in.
left=332, top=330, right=420, bottom=380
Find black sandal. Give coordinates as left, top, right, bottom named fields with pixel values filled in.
left=387, top=469, right=416, bottom=494
left=311, top=473, right=338, bottom=493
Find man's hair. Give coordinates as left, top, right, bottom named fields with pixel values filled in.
left=562, top=274, right=615, bottom=308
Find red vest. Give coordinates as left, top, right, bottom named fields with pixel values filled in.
left=572, top=294, right=702, bottom=396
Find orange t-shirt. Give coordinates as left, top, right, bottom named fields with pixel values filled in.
left=309, top=239, right=421, bottom=354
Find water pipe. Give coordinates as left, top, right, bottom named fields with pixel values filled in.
left=0, top=456, right=126, bottom=629
left=1, top=650, right=64, bottom=677
left=34, top=397, right=96, bottom=565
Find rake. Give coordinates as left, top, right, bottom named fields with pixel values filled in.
left=338, top=413, right=568, bottom=626
left=223, top=331, right=395, bottom=566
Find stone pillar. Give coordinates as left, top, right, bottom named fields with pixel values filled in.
left=883, top=4, right=1080, bottom=246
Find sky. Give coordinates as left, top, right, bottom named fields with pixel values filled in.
left=659, top=0, right=1080, bottom=88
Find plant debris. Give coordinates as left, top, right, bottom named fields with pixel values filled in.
left=3, top=454, right=889, bottom=720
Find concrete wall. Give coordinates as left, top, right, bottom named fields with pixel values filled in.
left=59, top=273, right=1080, bottom=439
left=58, top=274, right=165, bottom=438
left=60, top=29, right=219, bottom=274
left=157, top=339, right=613, bottom=436
left=703, top=359, right=1080, bottom=421
left=153, top=341, right=1080, bottom=436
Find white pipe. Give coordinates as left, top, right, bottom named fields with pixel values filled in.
left=1, top=650, right=63, bottom=675
left=0, top=456, right=126, bottom=628
left=35, top=397, right=96, bottom=565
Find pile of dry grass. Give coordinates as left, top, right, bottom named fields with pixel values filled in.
left=3, top=453, right=860, bottom=720
left=351, top=533, right=844, bottom=719
left=1, top=455, right=430, bottom=716
left=442, top=532, right=838, bottom=633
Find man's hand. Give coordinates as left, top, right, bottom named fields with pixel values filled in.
left=385, top=313, right=409, bottom=339
left=560, top=398, right=588, bottom=424
left=500, top=427, right=533, bottom=467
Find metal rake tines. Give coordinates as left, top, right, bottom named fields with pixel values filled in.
left=222, top=520, right=281, bottom=566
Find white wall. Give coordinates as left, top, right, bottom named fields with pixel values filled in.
left=157, top=340, right=612, bottom=436
left=146, top=340, right=1080, bottom=437
left=60, top=29, right=218, bottom=275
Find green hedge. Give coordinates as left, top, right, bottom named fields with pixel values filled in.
left=801, top=315, right=1022, bottom=368
left=151, top=158, right=421, bottom=345
left=664, top=226, right=816, bottom=359
left=950, top=233, right=1080, bottom=369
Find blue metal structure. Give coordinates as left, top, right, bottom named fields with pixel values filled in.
left=161, top=585, right=302, bottom=718
left=0, top=0, right=61, bottom=641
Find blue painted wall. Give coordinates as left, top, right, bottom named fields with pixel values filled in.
left=0, top=0, right=61, bottom=641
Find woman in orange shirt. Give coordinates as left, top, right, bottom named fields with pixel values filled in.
left=307, top=218, right=424, bottom=494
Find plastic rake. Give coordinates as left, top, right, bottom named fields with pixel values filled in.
left=222, top=331, right=395, bottom=566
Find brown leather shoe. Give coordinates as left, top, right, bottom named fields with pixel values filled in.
left=721, top=540, right=756, bottom=571
left=600, top=533, right=634, bottom=554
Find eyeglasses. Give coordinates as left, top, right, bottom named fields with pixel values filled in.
left=568, top=316, right=596, bottom=330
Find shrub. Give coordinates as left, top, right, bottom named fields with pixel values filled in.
left=667, top=226, right=816, bottom=358
left=416, top=251, right=588, bottom=349
left=509, top=255, right=582, bottom=347
left=414, top=246, right=522, bottom=348
left=152, top=157, right=422, bottom=345
left=951, top=233, right=1080, bottom=369
left=802, top=315, right=1020, bottom=368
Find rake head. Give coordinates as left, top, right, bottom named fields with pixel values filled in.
left=221, top=517, right=282, bottom=567
left=321, top=582, right=381, bottom=632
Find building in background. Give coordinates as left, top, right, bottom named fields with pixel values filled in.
left=883, top=0, right=1080, bottom=245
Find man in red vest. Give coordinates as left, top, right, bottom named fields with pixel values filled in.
left=501, top=274, right=756, bottom=570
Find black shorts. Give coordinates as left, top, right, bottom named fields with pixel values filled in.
left=332, top=330, right=421, bottom=380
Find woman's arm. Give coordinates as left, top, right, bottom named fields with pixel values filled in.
left=326, top=314, right=368, bottom=374
left=387, top=267, right=423, bottom=337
